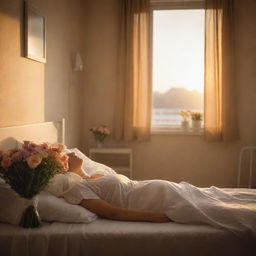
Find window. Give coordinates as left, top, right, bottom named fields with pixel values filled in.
left=151, top=5, right=205, bottom=132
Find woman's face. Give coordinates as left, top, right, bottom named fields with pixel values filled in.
left=67, top=153, right=83, bottom=172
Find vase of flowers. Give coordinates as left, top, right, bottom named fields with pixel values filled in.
left=190, top=112, right=203, bottom=132
left=96, top=140, right=103, bottom=148
left=90, top=125, right=110, bottom=148
left=179, top=110, right=191, bottom=131
left=0, top=141, right=68, bottom=228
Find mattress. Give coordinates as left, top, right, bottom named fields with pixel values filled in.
left=0, top=219, right=254, bottom=256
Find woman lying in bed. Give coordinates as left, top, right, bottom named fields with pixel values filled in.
left=46, top=152, right=256, bottom=238
left=47, top=152, right=170, bottom=223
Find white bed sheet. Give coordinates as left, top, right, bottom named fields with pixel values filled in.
left=0, top=219, right=254, bottom=256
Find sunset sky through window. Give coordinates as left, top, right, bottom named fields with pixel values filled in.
left=152, top=9, right=205, bottom=94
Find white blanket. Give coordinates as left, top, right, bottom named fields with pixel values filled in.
left=165, top=182, right=256, bottom=241
left=54, top=172, right=256, bottom=242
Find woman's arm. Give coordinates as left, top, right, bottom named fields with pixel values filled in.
left=67, top=153, right=104, bottom=179
left=79, top=199, right=171, bottom=223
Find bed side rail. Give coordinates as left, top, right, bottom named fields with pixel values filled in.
left=237, top=146, right=256, bottom=188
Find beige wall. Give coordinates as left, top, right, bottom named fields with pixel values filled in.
left=82, top=0, right=256, bottom=187
left=0, top=0, right=85, bottom=148
left=1, top=0, right=255, bottom=187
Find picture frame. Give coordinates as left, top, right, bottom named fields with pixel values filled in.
left=24, top=2, right=46, bottom=63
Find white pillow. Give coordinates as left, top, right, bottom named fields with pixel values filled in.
left=38, top=191, right=97, bottom=223
left=0, top=183, right=38, bottom=225
left=66, top=148, right=117, bottom=176
left=0, top=184, right=97, bottom=225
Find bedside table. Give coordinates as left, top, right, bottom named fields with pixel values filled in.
left=89, top=148, right=133, bottom=178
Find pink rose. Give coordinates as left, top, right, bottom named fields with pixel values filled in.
left=60, top=154, right=69, bottom=162
left=27, top=155, right=42, bottom=169
left=98, top=127, right=104, bottom=133
left=49, top=150, right=57, bottom=156
left=11, top=151, right=23, bottom=162
left=50, top=143, right=65, bottom=153
left=20, top=149, right=31, bottom=159
left=51, top=148, right=59, bottom=152
left=23, top=141, right=37, bottom=152
left=92, top=127, right=97, bottom=132
left=1, top=157, right=12, bottom=168
left=103, top=127, right=110, bottom=135
left=57, top=144, right=66, bottom=152
left=36, top=149, right=48, bottom=158
left=40, top=143, right=49, bottom=150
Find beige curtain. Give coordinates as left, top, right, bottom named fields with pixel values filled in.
left=114, top=0, right=151, bottom=141
left=204, top=0, right=239, bottom=141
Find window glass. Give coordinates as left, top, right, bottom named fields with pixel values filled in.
left=152, top=9, right=205, bottom=128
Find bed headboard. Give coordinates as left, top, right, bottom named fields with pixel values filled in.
left=0, top=119, right=65, bottom=150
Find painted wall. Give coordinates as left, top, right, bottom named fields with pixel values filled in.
left=82, top=0, right=256, bottom=187
left=0, top=0, right=85, bottom=148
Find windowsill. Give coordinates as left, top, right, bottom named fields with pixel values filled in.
left=151, top=126, right=204, bottom=136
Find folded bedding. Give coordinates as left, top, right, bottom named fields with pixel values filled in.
left=165, top=182, right=256, bottom=240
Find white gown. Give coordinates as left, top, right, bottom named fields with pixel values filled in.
left=46, top=172, right=256, bottom=240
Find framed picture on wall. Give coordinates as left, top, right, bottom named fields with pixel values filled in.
left=24, top=2, right=46, bottom=63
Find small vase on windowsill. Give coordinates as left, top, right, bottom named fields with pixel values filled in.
left=190, top=112, right=203, bottom=133
left=181, top=120, right=189, bottom=132
left=192, top=120, right=202, bottom=133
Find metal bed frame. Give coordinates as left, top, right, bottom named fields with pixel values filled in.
left=237, top=146, right=256, bottom=188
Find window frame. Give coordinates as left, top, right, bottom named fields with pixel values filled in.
left=150, top=1, right=205, bottom=135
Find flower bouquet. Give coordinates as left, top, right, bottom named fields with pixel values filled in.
left=0, top=141, right=68, bottom=228
left=90, top=125, right=110, bottom=148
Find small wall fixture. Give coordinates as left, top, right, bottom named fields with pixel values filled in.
left=73, top=52, right=83, bottom=71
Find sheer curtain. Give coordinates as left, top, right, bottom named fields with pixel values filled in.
left=114, top=0, right=151, bottom=141
left=204, top=0, right=239, bottom=141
